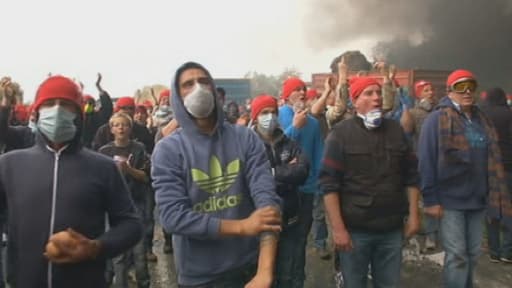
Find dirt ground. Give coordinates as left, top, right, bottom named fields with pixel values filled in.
left=136, top=227, right=512, bottom=288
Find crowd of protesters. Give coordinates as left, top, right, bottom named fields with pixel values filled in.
left=0, top=59, right=511, bottom=288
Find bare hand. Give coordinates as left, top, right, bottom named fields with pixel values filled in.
left=45, top=228, right=100, bottom=263
left=241, top=206, right=281, bottom=236
left=161, top=118, right=179, bottom=137
left=337, top=57, right=348, bottom=82
left=424, top=205, right=443, bottom=219
left=116, top=161, right=129, bottom=173
left=245, top=272, right=273, bottom=288
left=332, top=228, right=353, bottom=252
left=292, top=110, right=308, bottom=129
left=404, top=214, right=421, bottom=238
left=288, top=157, right=298, bottom=165
left=324, top=77, right=333, bottom=93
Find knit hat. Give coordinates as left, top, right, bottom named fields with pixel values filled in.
left=281, top=77, right=306, bottom=100
left=349, top=77, right=381, bottom=102
left=142, top=100, right=153, bottom=109
left=446, top=69, right=476, bottom=87
left=414, top=80, right=432, bottom=98
left=33, top=76, right=82, bottom=112
left=306, top=89, right=319, bottom=100
left=115, top=97, right=135, bottom=112
left=251, top=95, right=278, bottom=121
left=135, top=105, right=148, bottom=115
left=159, top=89, right=171, bottom=102
left=83, top=94, right=94, bottom=103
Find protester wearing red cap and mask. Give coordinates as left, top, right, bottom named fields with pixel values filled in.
left=81, top=73, right=113, bottom=149
left=409, top=80, right=435, bottom=150
left=92, top=96, right=154, bottom=152
left=250, top=94, right=309, bottom=287
left=0, top=75, right=142, bottom=288
left=418, top=70, right=512, bottom=287
left=321, top=76, right=420, bottom=288
left=277, top=77, right=324, bottom=286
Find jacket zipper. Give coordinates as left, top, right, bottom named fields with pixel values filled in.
left=47, top=148, right=63, bottom=288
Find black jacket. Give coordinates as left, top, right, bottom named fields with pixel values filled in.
left=0, top=133, right=143, bottom=288
left=0, top=106, right=34, bottom=153
left=480, top=88, right=512, bottom=171
left=82, top=91, right=113, bottom=148
left=320, top=117, right=419, bottom=232
left=260, top=128, right=309, bottom=226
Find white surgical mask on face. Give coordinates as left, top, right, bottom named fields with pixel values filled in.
left=183, top=82, right=215, bottom=118
left=358, top=109, right=382, bottom=130
left=257, top=113, right=278, bottom=135
left=418, top=98, right=433, bottom=112
left=37, top=105, right=77, bottom=143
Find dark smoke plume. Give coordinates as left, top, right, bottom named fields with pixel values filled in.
left=305, top=0, right=512, bottom=91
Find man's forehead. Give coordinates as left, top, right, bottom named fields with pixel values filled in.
left=180, top=68, right=207, bottom=82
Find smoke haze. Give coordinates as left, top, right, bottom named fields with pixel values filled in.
left=305, top=0, right=512, bottom=90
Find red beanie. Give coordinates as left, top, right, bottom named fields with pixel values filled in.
left=414, top=80, right=432, bottom=98
left=281, top=77, right=306, bottom=100
left=83, top=94, right=94, bottom=103
left=306, top=89, right=319, bottom=100
left=33, top=76, right=82, bottom=112
left=135, top=105, right=148, bottom=115
left=142, top=100, right=153, bottom=108
left=159, top=89, right=171, bottom=102
left=446, top=69, right=476, bottom=87
left=14, top=104, right=29, bottom=123
left=115, top=97, right=135, bottom=112
left=349, top=77, right=381, bottom=102
left=251, top=95, right=278, bottom=121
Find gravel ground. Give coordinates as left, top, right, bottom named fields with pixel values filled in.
left=130, top=227, right=512, bottom=288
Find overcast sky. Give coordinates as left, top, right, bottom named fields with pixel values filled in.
left=2, top=0, right=374, bottom=102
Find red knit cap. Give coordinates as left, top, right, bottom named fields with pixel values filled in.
left=251, top=95, right=278, bottom=121
left=142, top=100, right=153, bottom=108
left=159, top=89, right=171, bottom=102
left=349, top=77, right=381, bottom=102
left=306, top=89, right=319, bottom=100
left=281, top=77, right=306, bottom=100
left=414, top=80, right=432, bottom=98
left=33, top=76, right=82, bottom=112
left=446, top=69, right=476, bottom=87
left=83, top=94, right=94, bottom=103
left=135, top=105, right=148, bottom=115
left=115, top=97, right=135, bottom=112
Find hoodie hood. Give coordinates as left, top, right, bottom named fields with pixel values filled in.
left=484, top=87, right=507, bottom=106
left=171, top=62, right=224, bottom=137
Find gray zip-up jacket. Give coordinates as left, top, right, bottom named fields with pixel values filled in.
left=0, top=133, right=143, bottom=288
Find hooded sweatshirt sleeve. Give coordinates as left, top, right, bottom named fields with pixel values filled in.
left=418, top=111, right=440, bottom=207
left=97, top=163, right=143, bottom=258
left=243, top=129, right=282, bottom=209
left=152, top=137, right=222, bottom=239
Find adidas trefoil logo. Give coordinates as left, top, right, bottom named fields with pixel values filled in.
left=191, top=156, right=240, bottom=194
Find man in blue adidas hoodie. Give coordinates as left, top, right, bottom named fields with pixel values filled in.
left=278, top=77, right=324, bottom=287
left=151, top=62, right=282, bottom=288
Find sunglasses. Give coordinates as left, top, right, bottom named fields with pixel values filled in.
left=451, top=79, right=477, bottom=93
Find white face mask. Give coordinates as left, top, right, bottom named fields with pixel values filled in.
left=37, top=105, right=77, bottom=143
left=418, top=98, right=434, bottom=111
left=183, top=82, right=215, bottom=119
left=358, top=109, right=382, bottom=130
left=257, top=113, right=278, bottom=135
